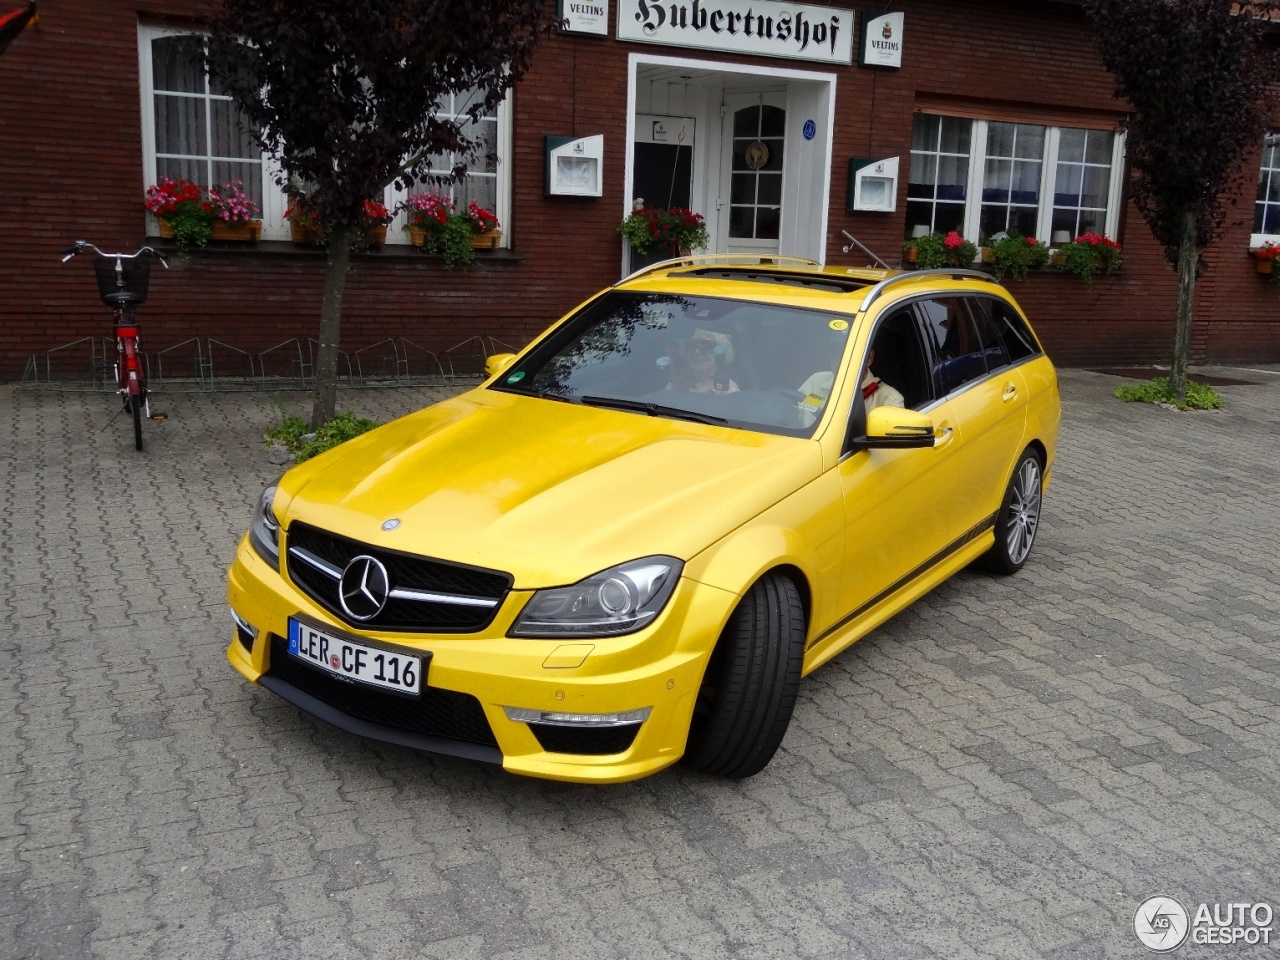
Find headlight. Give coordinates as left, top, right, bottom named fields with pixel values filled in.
left=509, top=557, right=683, bottom=638
left=247, top=482, right=280, bottom=566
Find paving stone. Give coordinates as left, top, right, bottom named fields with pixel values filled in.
left=2, top=368, right=1279, bottom=958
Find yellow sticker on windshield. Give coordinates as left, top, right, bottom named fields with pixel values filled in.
left=802, top=393, right=825, bottom=409
left=829, top=319, right=849, bottom=331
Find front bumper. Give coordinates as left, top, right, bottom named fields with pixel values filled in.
left=226, top=534, right=738, bottom=783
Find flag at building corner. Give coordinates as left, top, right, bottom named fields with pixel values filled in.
left=0, top=2, right=36, bottom=59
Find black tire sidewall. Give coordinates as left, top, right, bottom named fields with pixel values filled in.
left=683, top=572, right=805, bottom=779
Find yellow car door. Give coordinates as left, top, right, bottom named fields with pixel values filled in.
left=916, top=295, right=1029, bottom=543
left=824, top=304, right=962, bottom=638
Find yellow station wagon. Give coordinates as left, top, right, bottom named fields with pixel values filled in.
left=227, top=257, right=1060, bottom=783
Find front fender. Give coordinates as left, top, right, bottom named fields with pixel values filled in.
left=681, top=469, right=844, bottom=641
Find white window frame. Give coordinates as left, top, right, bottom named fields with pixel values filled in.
left=1251, top=132, right=1280, bottom=247
left=909, top=113, right=1126, bottom=246
left=138, top=23, right=512, bottom=247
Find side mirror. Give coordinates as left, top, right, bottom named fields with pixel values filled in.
left=859, top=406, right=938, bottom=449
left=484, top=353, right=517, bottom=378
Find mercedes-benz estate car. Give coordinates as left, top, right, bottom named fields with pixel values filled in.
left=226, top=257, right=1061, bottom=783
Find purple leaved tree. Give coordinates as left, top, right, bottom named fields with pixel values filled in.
left=205, top=0, right=553, bottom=427
left=1081, top=0, right=1280, bottom=400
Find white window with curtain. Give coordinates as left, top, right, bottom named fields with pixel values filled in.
left=907, top=112, right=1126, bottom=246
left=1253, top=132, right=1280, bottom=245
left=137, top=24, right=512, bottom=246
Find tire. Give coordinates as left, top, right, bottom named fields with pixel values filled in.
left=683, top=571, right=805, bottom=779
left=980, top=448, right=1042, bottom=574
left=131, top=393, right=144, bottom=451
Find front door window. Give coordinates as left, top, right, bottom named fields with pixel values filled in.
left=723, top=96, right=785, bottom=252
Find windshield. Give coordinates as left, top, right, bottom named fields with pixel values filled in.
left=491, top=291, right=855, bottom=437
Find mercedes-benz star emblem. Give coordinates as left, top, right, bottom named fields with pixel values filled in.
left=382, top=518, right=401, bottom=531
left=338, top=555, right=390, bottom=621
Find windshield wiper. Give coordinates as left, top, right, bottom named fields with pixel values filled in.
left=580, top=395, right=729, bottom=426
left=533, top=388, right=581, bottom=404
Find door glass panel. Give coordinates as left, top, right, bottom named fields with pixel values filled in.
left=757, top=174, right=782, bottom=206
left=729, top=104, right=786, bottom=240
left=760, top=105, right=786, bottom=137
left=917, top=298, right=988, bottom=395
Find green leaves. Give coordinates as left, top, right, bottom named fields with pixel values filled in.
left=1114, top=377, right=1223, bottom=411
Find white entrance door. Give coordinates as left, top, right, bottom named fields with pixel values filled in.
left=719, top=93, right=787, bottom=254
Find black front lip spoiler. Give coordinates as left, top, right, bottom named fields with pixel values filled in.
left=258, top=674, right=504, bottom=766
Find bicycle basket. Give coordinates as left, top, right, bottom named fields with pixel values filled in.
left=93, top=256, right=151, bottom=307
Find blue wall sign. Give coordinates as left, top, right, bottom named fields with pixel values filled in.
left=803, top=119, right=817, bottom=141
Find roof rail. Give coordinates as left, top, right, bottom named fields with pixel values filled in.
left=858, top=267, right=993, bottom=311
left=618, top=253, right=821, bottom=285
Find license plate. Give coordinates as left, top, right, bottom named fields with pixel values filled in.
left=287, top=619, right=423, bottom=695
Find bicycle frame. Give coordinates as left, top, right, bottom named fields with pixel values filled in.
left=114, top=307, right=145, bottom=403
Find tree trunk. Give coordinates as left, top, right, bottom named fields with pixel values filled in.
left=310, top=225, right=353, bottom=429
left=1170, top=208, right=1198, bottom=402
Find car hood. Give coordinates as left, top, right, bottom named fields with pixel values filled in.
left=279, top=389, right=822, bottom=588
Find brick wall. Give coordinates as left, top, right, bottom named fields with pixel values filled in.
left=1, top=0, right=1276, bottom=382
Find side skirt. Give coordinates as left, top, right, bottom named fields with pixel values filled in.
left=801, top=515, right=997, bottom=677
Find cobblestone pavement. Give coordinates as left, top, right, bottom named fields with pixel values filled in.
left=2, top=367, right=1279, bottom=960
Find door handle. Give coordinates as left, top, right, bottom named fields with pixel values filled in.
left=1001, top=382, right=1018, bottom=402
left=933, top=426, right=954, bottom=449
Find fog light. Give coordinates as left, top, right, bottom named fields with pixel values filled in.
left=230, top=607, right=257, bottom=652
left=503, top=706, right=651, bottom=727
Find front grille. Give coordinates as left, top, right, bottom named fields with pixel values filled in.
left=267, top=635, right=498, bottom=747
left=285, top=522, right=511, bottom=633
left=528, top=723, right=641, bottom=756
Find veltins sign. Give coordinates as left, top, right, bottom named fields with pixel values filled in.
left=559, top=0, right=609, bottom=36
left=617, top=0, right=855, bottom=65
left=859, top=11, right=903, bottom=69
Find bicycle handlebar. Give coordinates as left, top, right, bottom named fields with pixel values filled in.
left=60, top=241, right=168, bottom=268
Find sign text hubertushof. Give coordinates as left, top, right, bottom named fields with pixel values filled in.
left=618, top=0, right=855, bottom=64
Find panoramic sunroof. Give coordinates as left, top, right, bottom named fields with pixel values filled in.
left=679, top=267, right=872, bottom=293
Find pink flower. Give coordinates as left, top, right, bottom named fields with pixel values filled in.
left=943, top=231, right=964, bottom=250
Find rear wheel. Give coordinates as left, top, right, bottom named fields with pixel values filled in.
left=683, top=571, right=805, bottom=778
left=980, top=449, right=1041, bottom=574
left=130, top=393, right=144, bottom=451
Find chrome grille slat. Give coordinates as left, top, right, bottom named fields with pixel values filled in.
left=285, top=522, right=511, bottom=633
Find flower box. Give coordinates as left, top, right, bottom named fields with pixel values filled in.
left=471, top=230, right=501, bottom=250
left=1256, top=257, right=1273, bottom=275
left=157, top=220, right=175, bottom=239
left=408, top=226, right=428, bottom=248
left=290, top=222, right=323, bottom=245
left=366, top=225, right=387, bottom=247
left=902, top=244, right=918, bottom=264
left=211, top=219, right=262, bottom=242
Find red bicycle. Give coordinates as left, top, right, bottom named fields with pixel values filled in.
left=61, top=241, right=167, bottom=451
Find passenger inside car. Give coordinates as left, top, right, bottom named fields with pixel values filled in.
left=666, top=329, right=740, bottom=395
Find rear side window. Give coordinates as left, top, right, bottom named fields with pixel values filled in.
left=966, top=297, right=1009, bottom=372
left=916, top=297, right=988, bottom=395
left=985, top=297, right=1041, bottom=362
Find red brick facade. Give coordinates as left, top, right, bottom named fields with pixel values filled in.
left=1, top=0, right=1277, bottom=382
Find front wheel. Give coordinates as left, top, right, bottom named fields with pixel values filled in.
left=130, top=393, right=144, bottom=451
left=683, top=571, right=805, bottom=779
left=981, top=449, right=1042, bottom=574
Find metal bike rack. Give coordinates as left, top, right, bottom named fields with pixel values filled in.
left=20, top=336, right=117, bottom=389
left=256, top=337, right=308, bottom=386
left=152, top=337, right=206, bottom=390
left=442, top=335, right=492, bottom=378
left=206, top=338, right=257, bottom=387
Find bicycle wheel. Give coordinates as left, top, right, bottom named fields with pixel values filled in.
left=131, top=393, right=144, bottom=451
